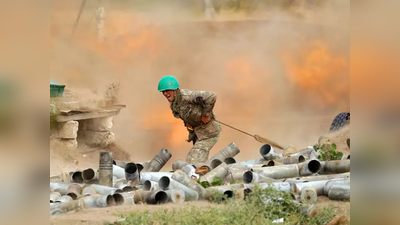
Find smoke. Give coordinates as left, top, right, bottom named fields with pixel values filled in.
left=50, top=0, right=349, bottom=167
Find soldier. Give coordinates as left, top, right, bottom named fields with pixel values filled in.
left=158, top=75, right=222, bottom=165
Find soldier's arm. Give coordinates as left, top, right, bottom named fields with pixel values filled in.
left=191, top=91, right=217, bottom=117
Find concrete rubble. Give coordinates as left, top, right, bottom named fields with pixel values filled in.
left=50, top=140, right=350, bottom=216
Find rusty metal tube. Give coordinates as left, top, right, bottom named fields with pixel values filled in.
left=251, top=164, right=300, bottom=179
left=142, top=148, right=172, bottom=172
left=319, top=160, right=351, bottom=174
left=82, top=194, right=116, bottom=208
left=165, top=189, right=185, bottom=203
left=260, top=144, right=283, bottom=160
left=125, top=162, right=139, bottom=183
left=205, top=143, right=240, bottom=166
left=181, top=164, right=198, bottom=180
left=171, top=170, right=205, bottom=196
left=199, top=162, right=229, bottom=185
left=99, top=152, right=113, bottom=187
left=113, top=193, right=124, bottom=205
left=298, top=160, right=322, bottom=176
left=66, top=184, right=82, bottom=200
left=328, top=183, right=350, bottom=200
left=204, top=187, right=234, bottom=201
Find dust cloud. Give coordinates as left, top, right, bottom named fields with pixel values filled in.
left=50, top=0, right=349, bottom=167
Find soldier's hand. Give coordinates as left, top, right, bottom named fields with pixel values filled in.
left=201, top=115, right=211, bottom=124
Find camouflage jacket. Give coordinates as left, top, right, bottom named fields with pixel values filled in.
left=170, top=89, right=221, bottom=140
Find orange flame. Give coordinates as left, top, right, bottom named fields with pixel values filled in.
left=283, top=40, right=349, bottom=109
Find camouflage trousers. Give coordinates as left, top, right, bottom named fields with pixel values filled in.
left=185, top=134, right=220, bottom=165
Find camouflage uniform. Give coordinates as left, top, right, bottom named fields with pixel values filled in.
left=170, top=89, right=222, bottom=165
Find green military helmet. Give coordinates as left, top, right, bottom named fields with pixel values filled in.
left=158, top=75, right=180, bottom=92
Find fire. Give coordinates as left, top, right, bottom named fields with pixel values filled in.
left=283, top=40, right=349, bottom=109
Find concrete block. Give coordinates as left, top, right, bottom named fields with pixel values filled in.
left=57, top=121, right=79, bottom=139
left=79, top=131, right=115, bottom=148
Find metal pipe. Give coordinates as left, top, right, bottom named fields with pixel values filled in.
left=82, top=168, right=98, bottom=183
left=243, top=171, right=276, bottom=184
left=50, top=182, right=71, bottom=195
left=114, top=180, right=135, bottom=192
left=274, top=155, right=306, bottom=165
left=82, top=194, right=115, bottom=208
left=143, top=180, right=159, bottom=191
left=113, top=160, right=127, bottom=168
left=82, top=186, right=97, bottom=196
left=251, top=164, right=300, bottom=179
left=139, top=172, right=173, bottom=184
left=260, top=144, right=283, bottom=160
left=244, top=182, right=291, bottom=192
left=158, top=175, right=200, bottom=201
left=225, top=169, right=247, bottom=183
left=233, top=158, right=266, bottom=165
left=164, top=189, right=185, bottom=203
left=90, top=184, right=122, bottom=195
left=50, top=198, right=85, bottom=215
left=199, top=162, right=229, bottom=185
left=266, top=160, right=283, bottom=167
left=328, top=183, right=350, bottom=200
left=172, top=159, right=192, bottom=171
left=234, top=187, right=252, bottom=200
left=324, top=178, right=350, bottom=195
left=113, top=193, right=124, bottom=205
left=298, top=160, right=322, bottom=176
left=71, top=171, right=84, bottom=183
left=181, top=164, right=198, bottom=179
left=112, top=165, right=125, bottom=179
left=224, top=157, right=236, bottom=165
left=171, top=170, right=205, bottom=197
left=210, top=159, right=222, bottom=169
left=283, top=145, right=298, bottom=157
left=99, top=152, right=113, bottom=187
left=204, top=188, right=233, bottom=201
left=125, top=162, right=139, bottom=184
left=300, top=187, right=318, bottom=204
left=293, top=180, right=330, bottom=195
left=133, top=190, right=168, bottom=205
left=142, top=148, right=172, bottom=172
left=50, top=192, right=61, bottom=203
left=56, top=195, right=74, bottom=203
left=66, top=183, right=82, bottom=200
left=289, top=148, right=317, bottom=158
left=319, top=160, right=351, bottom=174
left=120, top=192, right=135, bottom=205
left=136, top=161, right=150, bottom=173
left=205, top=143, right=240, bottom=166
left=283, top=172, right=350, bottom=182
